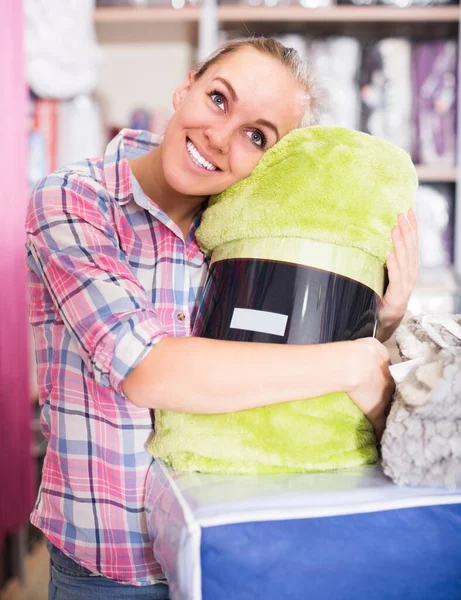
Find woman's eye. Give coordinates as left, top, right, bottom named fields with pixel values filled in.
left=210, top=92, right=226, bottom=111
left=246, top=130, right=266, bottom=148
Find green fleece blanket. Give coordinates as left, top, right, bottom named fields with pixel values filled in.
left=148, top=126, right=417, bottom=474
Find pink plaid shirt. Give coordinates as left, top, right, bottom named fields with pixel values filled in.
left=26, top=129, right=209, bottom=585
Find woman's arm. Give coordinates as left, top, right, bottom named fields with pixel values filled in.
left=27, top=173, right=394, bottom=438
left=122, top=335, right=393, bottom=438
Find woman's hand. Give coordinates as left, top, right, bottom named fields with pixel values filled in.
left=376, top=209, right=419, bottom=343
left=347, top=337, right=395, bottom=442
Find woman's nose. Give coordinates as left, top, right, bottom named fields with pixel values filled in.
left=204, top=127, right=231, bottom=155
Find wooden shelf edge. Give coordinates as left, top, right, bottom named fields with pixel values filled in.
left=218, top=5, right=460, bottom=22
left=94, top=5, right=460, bottom=24
left=94, top=6, right=200, bottom=22
left=415, top=165, right=457, bottom=182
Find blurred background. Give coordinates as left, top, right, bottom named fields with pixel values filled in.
left=1, top=0, right=460, bottom=597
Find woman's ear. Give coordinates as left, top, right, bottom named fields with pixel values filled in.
left=173, top=71, right=197, bottom=110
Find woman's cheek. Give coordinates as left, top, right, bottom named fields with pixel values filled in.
left=186, top=102, right=211, bottom=128
left=234, top=147, right=262, bottom=180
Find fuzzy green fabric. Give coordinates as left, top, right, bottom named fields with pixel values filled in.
left=151, top=394, right=377, bottom=474
left=149, top=126, right=418, bottom=475
left=197, top=126, right=417, bottom=262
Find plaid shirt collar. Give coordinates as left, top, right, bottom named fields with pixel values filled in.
left=103, top=128, right=155, bottom=206
left=104, top=128, right=207, bottom=257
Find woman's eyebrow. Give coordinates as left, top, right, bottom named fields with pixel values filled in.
left=213, top=77, right=238, bottom=101
left=213, top=77, right=280, bottom=142
left=255, top=119, right=280, bottom=143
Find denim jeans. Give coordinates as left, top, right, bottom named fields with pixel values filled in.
left=47, top=542, right=170, bottom=600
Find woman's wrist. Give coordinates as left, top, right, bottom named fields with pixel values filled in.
left=314, top=340, right=364, bottom=394
left=375, top=318, right=402, bottom=343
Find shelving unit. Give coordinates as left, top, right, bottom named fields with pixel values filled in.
left=95, top=6, right=200, bottom=21
left=217, top=5, right=460, bottom=21
left=415, top=166, right=457, bottom=183
left=94, top=2, right=461, bottom=275
left=95, top=5, right=460, bottom=23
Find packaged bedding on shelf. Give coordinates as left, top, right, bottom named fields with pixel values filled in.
left=408, top=267, right=461, bottom=316
left=415, top=184, right=454, bottom=268
left=412, top=40, right=458, bottom=167
left=25, top=0, right=100, bottom=99
left=309, top=36, right=361, bottom=130
left=359, top=38, right=412, bottom=154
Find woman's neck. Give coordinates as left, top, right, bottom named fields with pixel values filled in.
left=129, top=146, right=206, bottom=239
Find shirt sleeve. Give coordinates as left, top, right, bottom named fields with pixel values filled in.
left=25, top=170, right=168, bottom=395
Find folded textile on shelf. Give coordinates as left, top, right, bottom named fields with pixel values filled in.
left=415, top=184, right=454, bottom=268
left=360, top=38, right=412, bottom=154
left=309, top=36, right=361, bottom=130
left=412, top=39, right=457, bottom=167
left=25, top=0, right=100, bottom=99
left=408, top=267, right=461, bottom=316
left=57, top=95, right=105, bottom=168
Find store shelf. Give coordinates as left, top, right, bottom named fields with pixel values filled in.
left=95, top=5, right=460, bottom=24
left=95, top=6, right=200, bottom=22
left=218, top=5, right=460, bottom=22
left=415, top=165, right=457, bottom=183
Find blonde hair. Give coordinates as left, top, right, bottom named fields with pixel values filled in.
left=194, top=37, right=319, bottom=127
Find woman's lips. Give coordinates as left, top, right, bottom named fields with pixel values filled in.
left=185, top=137, right=220, bottom=173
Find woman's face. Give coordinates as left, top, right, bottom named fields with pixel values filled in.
left=162, top=47, right=307, bottom=197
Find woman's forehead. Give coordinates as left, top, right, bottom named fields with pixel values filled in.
left=203, top=50, right=306, bottom=127
left=207, top=47, right=290, bottom=83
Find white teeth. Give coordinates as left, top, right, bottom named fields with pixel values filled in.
left=186, top=140, right=217, bottom=171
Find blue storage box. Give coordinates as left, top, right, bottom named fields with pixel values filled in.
left=145, top=460, right=461, bottom=600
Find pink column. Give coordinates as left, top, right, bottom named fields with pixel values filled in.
left=0, top=0, right=34, bottom=537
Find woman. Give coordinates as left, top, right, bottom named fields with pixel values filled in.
left=26, top=38, right=418, bottom=599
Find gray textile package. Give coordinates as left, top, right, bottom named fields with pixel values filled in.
left=382, top=315, right=461, bottom=489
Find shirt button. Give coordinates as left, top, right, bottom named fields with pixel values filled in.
left=177, top=312, right=186, bottom=322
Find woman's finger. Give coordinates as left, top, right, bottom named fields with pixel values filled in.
left=408, top=208, right=419, bottom=249
left=382, top=253, right=405, bottom=315
left=386, top=251, right=402, bottom=290
left=398, top=213, right=418, bottom=268
left=407, top=209, right=420, bottom=282
left=398, top=213, right=416, bottom=257
left=401, top=210, right=420, bottom=279
left=384, top=252, right=408, bottom=314
left=391, top=225, right=410, bottom=285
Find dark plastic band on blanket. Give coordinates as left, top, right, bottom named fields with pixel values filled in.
left=193, top=258, right=379, bottom=344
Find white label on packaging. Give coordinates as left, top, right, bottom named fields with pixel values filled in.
left=230, top=308, right=288, bottom=337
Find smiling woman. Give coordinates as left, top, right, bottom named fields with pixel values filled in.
left=129, top=38, right=319, bottom=237
left=25, top=35, right=416, bottom=600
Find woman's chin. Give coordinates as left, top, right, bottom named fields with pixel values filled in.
left=166, top=176, right=202, bottom=197
left=165, top=168, right=225, bottom=198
